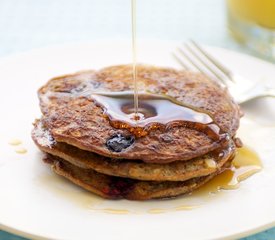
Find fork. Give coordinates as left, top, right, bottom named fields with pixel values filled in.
left=173, top=40, right=275, bottom=104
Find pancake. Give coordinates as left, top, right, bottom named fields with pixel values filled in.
left=44, top=154, right=229, bottom=200
left=32, top=119, right=235, bottom=181
left=38, top=65, right=241, bottom=163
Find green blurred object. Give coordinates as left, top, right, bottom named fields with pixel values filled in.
left=0, top=231, right=28, bottom=240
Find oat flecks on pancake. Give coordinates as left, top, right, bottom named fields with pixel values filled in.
left=45, top=154, right=225, bottom=200
left=32, top=119, right=235, bottom=181
left=38, top=65, right=241, bottom=163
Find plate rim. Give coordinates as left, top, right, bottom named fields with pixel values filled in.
left=0, top=39, right=274, bottom=240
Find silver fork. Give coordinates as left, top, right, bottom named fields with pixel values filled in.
left=173, top=40, right=275, bottom=104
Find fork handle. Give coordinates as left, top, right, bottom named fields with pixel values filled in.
left=266, top=88, right=275, bottom=98
left=238, top=88, right=275, bottom=104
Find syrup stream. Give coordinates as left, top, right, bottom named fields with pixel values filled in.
left=131, top=0, right=139, bottom=119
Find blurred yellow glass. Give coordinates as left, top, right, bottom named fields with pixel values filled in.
left=227, top=0, right=275, bottom=60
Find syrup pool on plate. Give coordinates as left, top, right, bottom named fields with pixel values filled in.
left=193, top=146, right=262, bottom=195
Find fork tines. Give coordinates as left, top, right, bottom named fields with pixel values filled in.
left=173, top=40, right=234, bottom=85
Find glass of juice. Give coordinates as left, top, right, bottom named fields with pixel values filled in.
left=227, top=0, right=275, bottom=61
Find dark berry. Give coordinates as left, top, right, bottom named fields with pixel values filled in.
left=106, top=134, right=135, bottom=152
left=108, top=177, right=136, bottom=197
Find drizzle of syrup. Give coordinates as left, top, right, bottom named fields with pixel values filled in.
left=8, top=139, right=22, bottom=146
left=92, top=91, right=225, bottom=139
left=8, top=139, right=27, bottom=154
left=15, top=147, right=27, bottom=154
left=147, top=208, right=166, bottom=214
left=193, top=146, right=262, bottom=195
left=131, top=0, right=138, bottom=117
left=101, top=208, right=130, bottom=214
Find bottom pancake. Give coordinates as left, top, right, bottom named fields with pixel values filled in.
left=44, top=154, right=231, bottom=200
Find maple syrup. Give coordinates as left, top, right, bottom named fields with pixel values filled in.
left=8, top=138, right=27, bottom=154
left=131, top=0, right=138, bottom=118
left=92, top=91, right=225, bottom=139
left=193, top=146, right=262, bottom=195
left=101, top=208, right=130, bottom=214
left=15, top=147, right=27, bottom=154
left=8, top=139, right=22, bottom=146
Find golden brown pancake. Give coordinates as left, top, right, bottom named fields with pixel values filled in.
left=33, top=64, right=242, bottom=200
left=44, top=154, right=230, bottom=200
left=38, top=65, right=241, bottom=163
left=32, top=119, right=235, bottom=181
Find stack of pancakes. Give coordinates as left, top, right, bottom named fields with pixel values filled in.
left=32, top=65, right=242, bottom=200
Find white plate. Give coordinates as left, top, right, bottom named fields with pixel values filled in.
left=0, top=40, right=275, bottom=240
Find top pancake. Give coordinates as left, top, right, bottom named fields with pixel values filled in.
left=38, top=65, right=241, bottom=163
